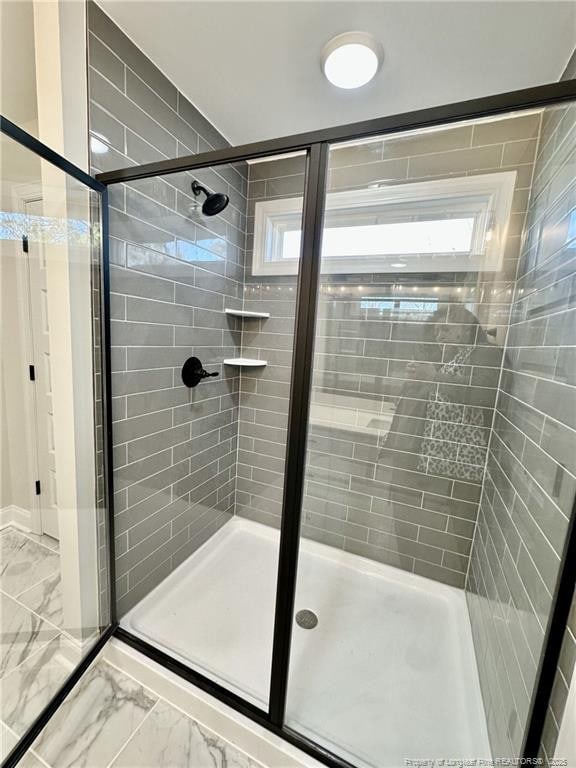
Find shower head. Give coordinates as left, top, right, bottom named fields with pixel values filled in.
left=191, top=180, right=229, bottom=216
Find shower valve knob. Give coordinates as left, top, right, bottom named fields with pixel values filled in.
left=181, top=357, right=220, bottom=388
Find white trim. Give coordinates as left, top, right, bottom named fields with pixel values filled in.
left=252, top=171, right=516, bottom=276
left=0, top=505, right=33, bottom=530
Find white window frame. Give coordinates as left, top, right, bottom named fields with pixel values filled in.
left=252, top=171, right=517, bottom=276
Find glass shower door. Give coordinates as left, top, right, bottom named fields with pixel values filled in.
left=107, top=151, right=308, bottom=711
left=0, top=123, right=112, bottom=763
left=283, top=103, right=576, bottom=767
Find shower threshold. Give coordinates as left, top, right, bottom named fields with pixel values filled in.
left=121, top=517, right=490, bottom=768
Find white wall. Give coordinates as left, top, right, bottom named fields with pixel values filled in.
left=0, top=0, right=37, bottom=131
left=1, top=0, right=103, bottom=642
left=0, top=383, right=11, bottom=509
left=33, top=0, right=100, bottom=641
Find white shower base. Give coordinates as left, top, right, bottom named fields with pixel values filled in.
left=122, top=518, right=490, bottom=767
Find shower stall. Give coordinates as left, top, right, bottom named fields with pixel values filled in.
left=3, top=76, right=574, bottom=768
left=94, top=81, right=576, bottom=768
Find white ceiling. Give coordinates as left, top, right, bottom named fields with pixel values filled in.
left=103, top=1, right=575, bottom=146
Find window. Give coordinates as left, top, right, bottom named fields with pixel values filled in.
left=252, top=171, right=516, bottom=276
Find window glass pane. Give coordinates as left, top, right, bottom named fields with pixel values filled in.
left=254, top=170, right=515, bottom=275
left=323, top=217, right=475, bottom=257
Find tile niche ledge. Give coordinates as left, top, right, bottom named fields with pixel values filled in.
left=223, top=358, right=268, bottom=367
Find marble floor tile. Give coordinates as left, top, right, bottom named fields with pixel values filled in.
left=0, top=529, right=60, bottom=596
left=18, top=573, right=63, bottom=629
left=22, top=531, right=60, bottom=553
left=31, top=660, right=158, bottom=768
left=0, top=722, right=44, bottom=768
left=19, top=752, right=46, bottom=768
left=0, top=594, right=59, bottom=678
left=0, top=721, right=17, bottom=761
left=111, top=699, right=261, bottom=768
left=1, top=635, right=73, bottom=736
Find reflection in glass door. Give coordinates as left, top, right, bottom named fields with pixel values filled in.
left=0, top=125, right=112, bottom=761
left=24, top=196, right=59, bottom=540
left=284, top=104, right=576, bottom=766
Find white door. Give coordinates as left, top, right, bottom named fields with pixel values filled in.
left=25, top=198, right=59, bottom=539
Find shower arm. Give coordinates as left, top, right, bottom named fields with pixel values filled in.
left=191, top=181, right=210, bottom=198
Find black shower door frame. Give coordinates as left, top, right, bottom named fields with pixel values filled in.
left=96, top=79, right=576, bottom=768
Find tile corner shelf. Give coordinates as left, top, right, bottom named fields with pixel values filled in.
left=223, top=358, right=267, bottom=367
left=224, top=308, right=270, bottom=319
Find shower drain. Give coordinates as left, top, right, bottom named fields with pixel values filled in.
left=295, top=609, right=318, bottom=629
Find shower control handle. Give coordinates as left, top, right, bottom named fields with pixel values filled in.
left=181, top=357, right=220, bottom=388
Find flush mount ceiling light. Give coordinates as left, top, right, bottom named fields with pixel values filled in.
left=322, top=32, right=382, bottom=89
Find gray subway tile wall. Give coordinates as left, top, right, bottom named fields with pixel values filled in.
left=87, top=2, right=247, bottom=615
left=239, top=115, right=539, bottom=588
left=466, top=98, right=576, bottom=759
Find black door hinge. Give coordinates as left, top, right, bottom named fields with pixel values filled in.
left=22, top=235, right=29, bottom=253
left=35, top=480, right=41, bottom=495
left=29, top=365, right=35, bottom=381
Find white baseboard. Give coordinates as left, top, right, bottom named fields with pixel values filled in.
left=0, top=505, right=32, bottom=530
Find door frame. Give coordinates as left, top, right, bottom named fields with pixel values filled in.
left=11, top=182, right=49, bottom=537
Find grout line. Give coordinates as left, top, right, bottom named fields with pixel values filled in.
left=118, top=478, right=231, bottom=560
left=6, top=527, right=60, bottom=556
left=0, top=721, right=51, bottom=768
left=1, top=583, right=91, bottom=650
left=507, top=303, right=576, bottom=328
left=497, top=384, right=576, bottom=437
left=113, top=409, right=234, bottom=447
left=0, top=611, right=63, bottom=679
left=103, top=697, right=160, bottom=768
left=101, top=654, right=264, bottom=768
left=472, top=534, right=533, bottom=703
left=88, top=44, right=241, bottom=186
left=504, top=342, right=576, bottom=350
left=489, top=437, right=568, bottom=552
left=496, top=409, right=576, bottom=483
left=121, top=180, right=247, bottom=243
left=105, top=704, right=161, bottom=768
left=28, top=748, right=52, bottom=768
left=15, top=569, right=61, bottom=601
